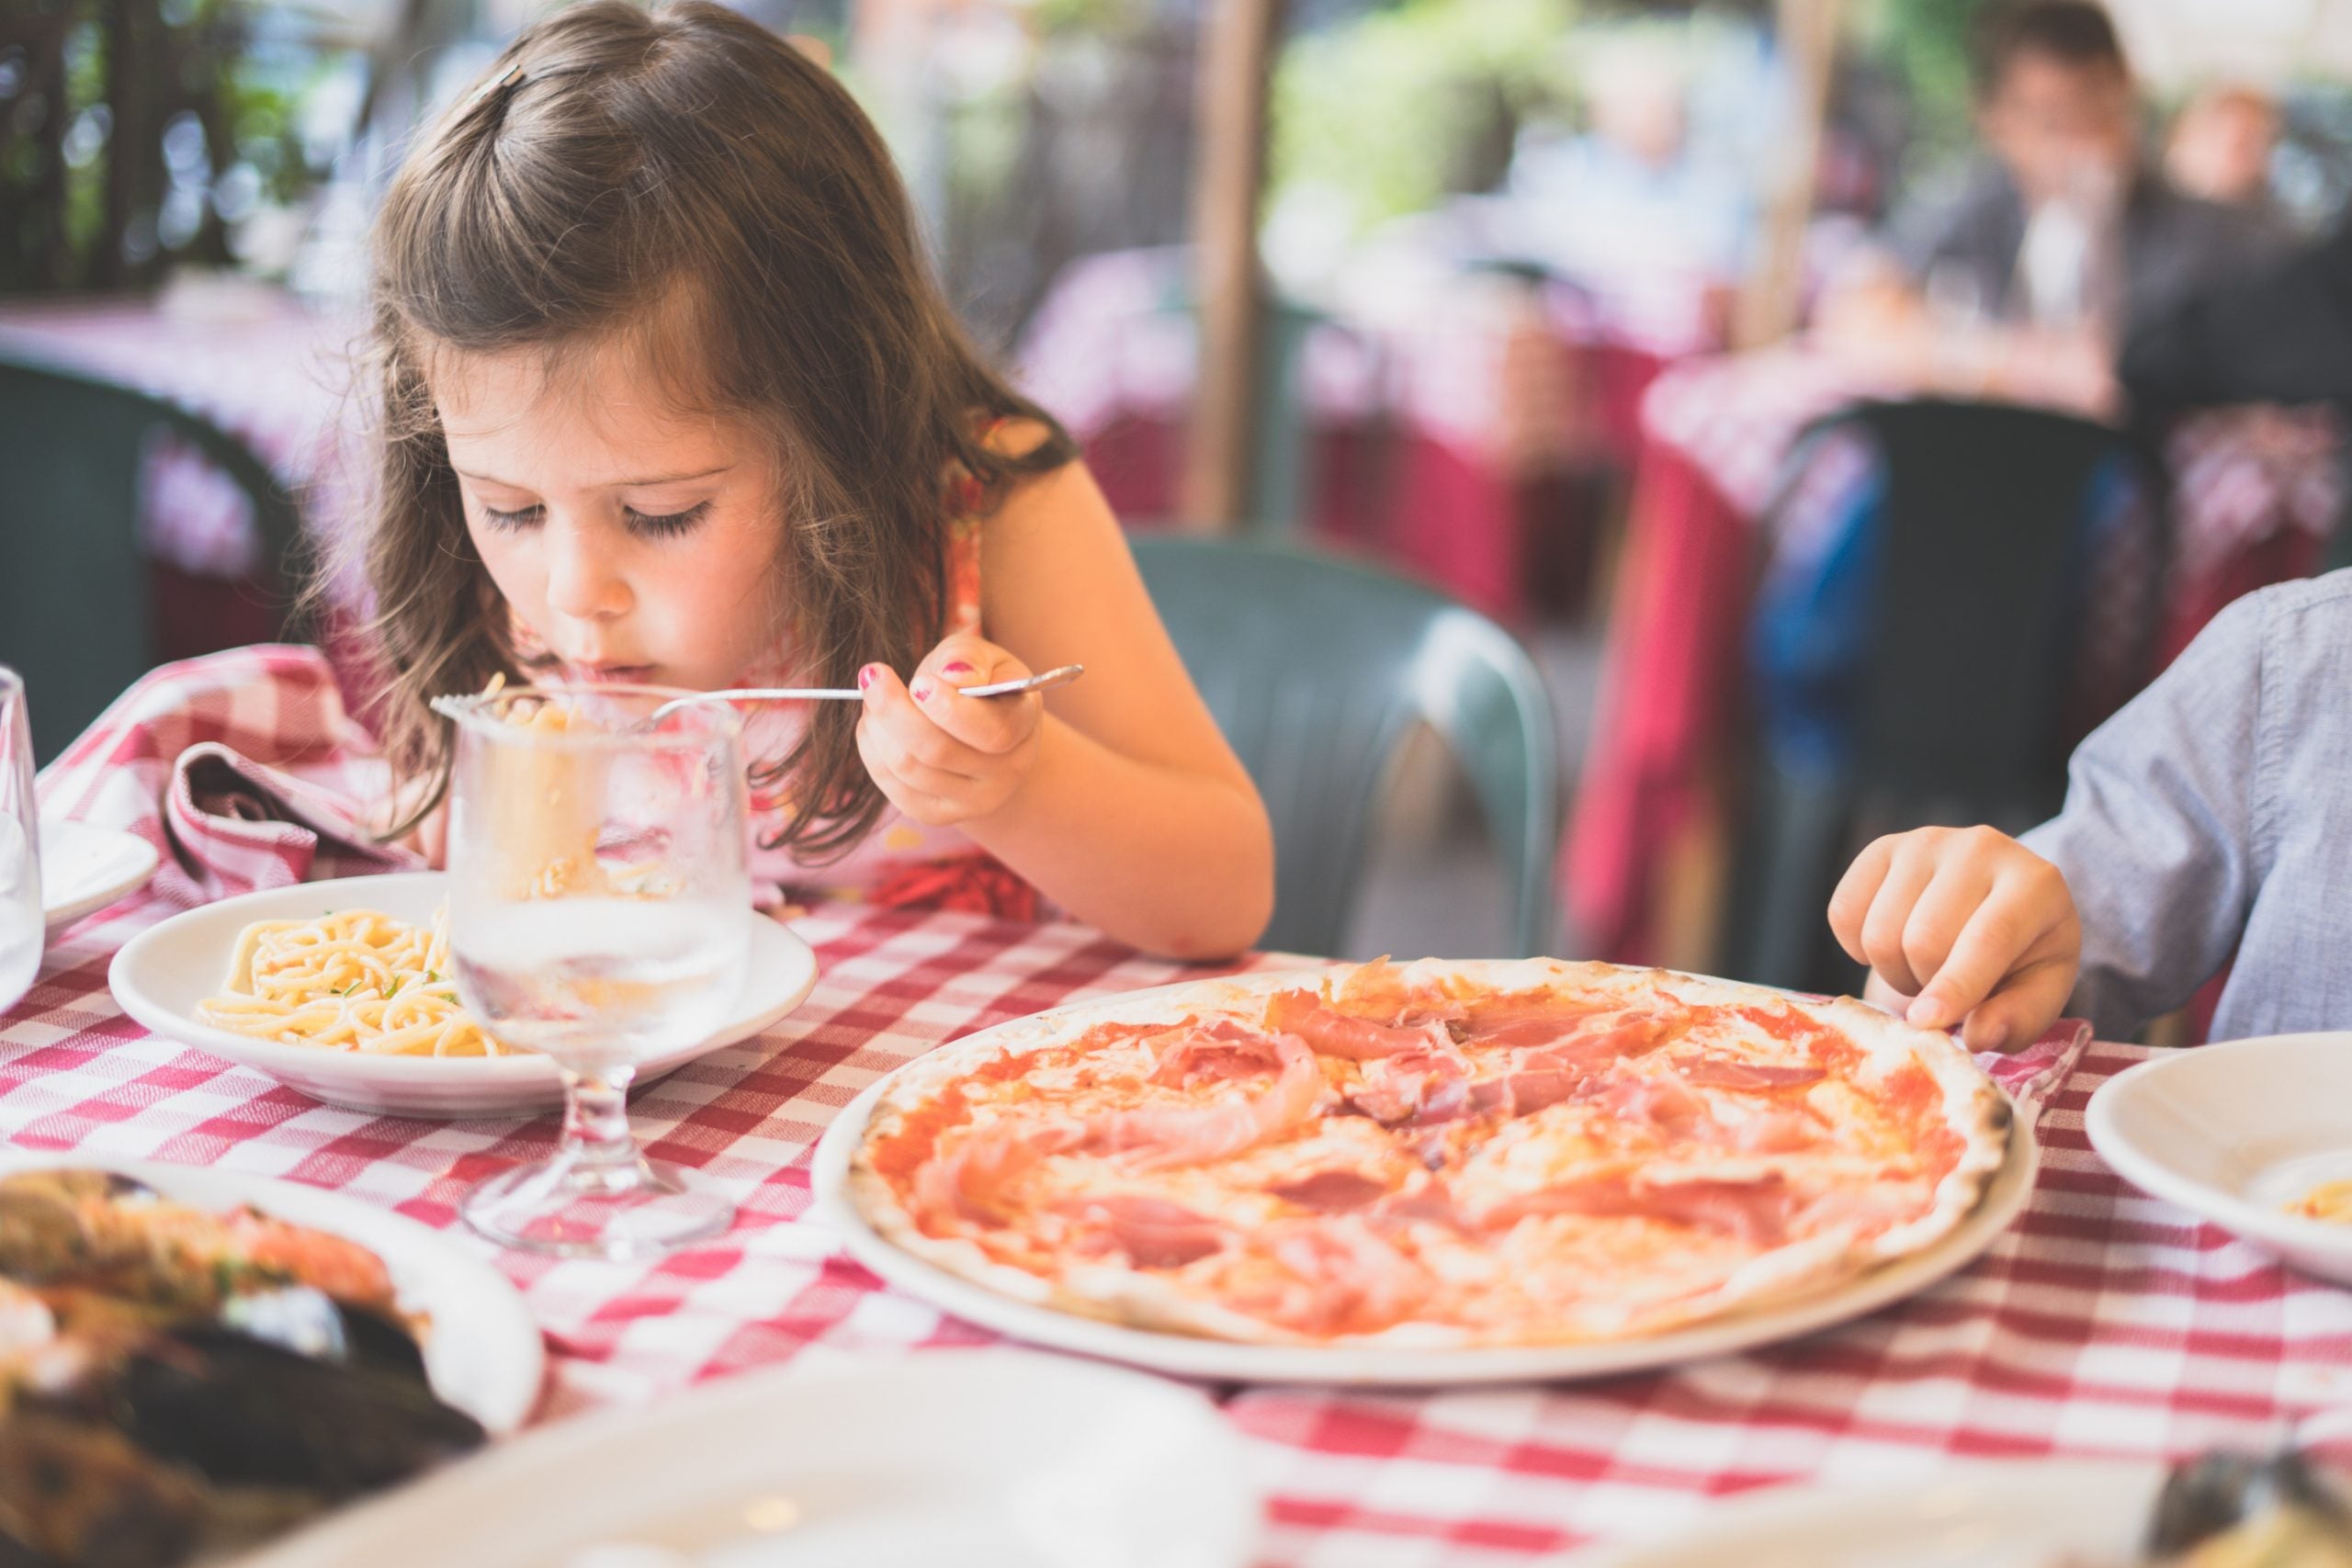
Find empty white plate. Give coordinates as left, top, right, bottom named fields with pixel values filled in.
left=240, top=1350, right=1261, bottom=1568
left=2086, top=1032, right=2352, bottom=1285
left=0, top=1150, right=544, bottom=1435
left=41, top=818, right=159, bottom=930
left=108, top=872, right=819, bottom=1118
left=1568, top=1461, right=2162, bottom=1567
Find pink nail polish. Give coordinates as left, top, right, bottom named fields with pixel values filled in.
left=858, top=665, right=879, bottom=690
left=910, top=682, right=932, bottom=702
left=942, top=660, right=975, bottom=675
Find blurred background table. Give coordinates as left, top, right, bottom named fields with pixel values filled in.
left=1565, top=342, right=2345, bottom=966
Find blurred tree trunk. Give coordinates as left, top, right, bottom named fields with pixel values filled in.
left=1182, top=0, right=1285, bottom=533
left=1736, top=0, right=1842, bottom=347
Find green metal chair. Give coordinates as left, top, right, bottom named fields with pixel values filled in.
left=1129, top=535, right=1559, bottom=958
left=0, top=350, right=305, bottom=762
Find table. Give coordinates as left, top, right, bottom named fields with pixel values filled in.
left=0, top=288, right=363, bottom=666
left=1017, top=246, right=1699, bottom=625
left=1566, top=344, right=2346, bottom=967
left=12, top=881, right=2350, bottom=1564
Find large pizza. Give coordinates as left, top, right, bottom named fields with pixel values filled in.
left=843, top=959, right=2011, bottom=1348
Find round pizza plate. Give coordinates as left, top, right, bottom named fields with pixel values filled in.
left=809, top=993, right=2041, bottom=1387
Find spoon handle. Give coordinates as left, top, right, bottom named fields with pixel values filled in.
left=651, top=663, right=1082, bottom=722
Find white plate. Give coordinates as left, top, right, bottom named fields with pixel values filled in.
left=0, top=1150, right=543, bottom=1435
left=239, top=1348, right=1261, bottom=1568
left=812, top=1002, right=2040, bottom=1386
left=40, top=818, right=159, bottom=930
left=1566, top=1461, right=2161, bottom=1567
left=2086, top=1032, right=2352, bottom=1285
left=107, top=873, right=819, bottom=1119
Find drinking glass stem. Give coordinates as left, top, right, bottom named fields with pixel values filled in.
left=560, top=1062, right=645, bottom=1194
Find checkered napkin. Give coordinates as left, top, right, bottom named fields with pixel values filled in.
left=36, top=644, right=420, bottom=908
left=1973, top=1018, right=2090, bottom=1122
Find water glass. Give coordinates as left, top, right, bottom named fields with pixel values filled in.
left=435, top=683, right=752, bottom=1259
left=0, top=670, right=40, bottom=1017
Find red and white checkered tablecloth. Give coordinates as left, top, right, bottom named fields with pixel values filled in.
left=17, top=648, right=2350, bottom=1563
left=12, top=884, right=2352, bottom=1565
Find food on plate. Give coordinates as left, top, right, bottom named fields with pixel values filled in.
left=0, top=1168, right=484, bottom=1567
left=2287, top=1179, right=2352, bottom=1225
left=194, top=907, right=504, bottom=1057
left=846, top=958, right=2010, bottom=1348
left=469, top=681, right=607, bottom=901
left=2136, top=1448, right=2352, bottom=1567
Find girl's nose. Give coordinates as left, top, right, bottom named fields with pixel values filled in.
left=542, top=516, right=631, bottom=622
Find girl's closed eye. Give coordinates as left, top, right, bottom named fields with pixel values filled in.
left=473, top=501, right=712, bottom=537
left=481, top=502, right=545, bottom=532
left=623, top=501, right=711, bottom=537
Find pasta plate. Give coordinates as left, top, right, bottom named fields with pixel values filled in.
left=108, top=873, right=819, bottom=1118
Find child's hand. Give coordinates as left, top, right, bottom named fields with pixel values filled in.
left=1826, top=826, right=2082, bottom=1052
left=855, top=634, right=1046, bottom=827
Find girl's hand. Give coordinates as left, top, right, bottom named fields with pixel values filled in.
left=855, top=634, right=1046, bottom=827
left=1826, top=826, right=2082, bottom=1052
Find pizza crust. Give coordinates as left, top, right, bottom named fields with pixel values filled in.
left=844, top=959, right=2014, bottom=1349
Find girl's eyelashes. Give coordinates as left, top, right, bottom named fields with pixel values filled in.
left=624, top=501, right=712, bottom=538
left=471, top=501, right=712, bottom=536
left=480, top=502, right=545, bottom=532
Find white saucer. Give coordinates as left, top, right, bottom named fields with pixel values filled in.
left=1567, top=1461, right=2162, bottom=1567
left=240, top=1350, right=1260, bottom=1568
left=40, top=818, right=159, bottom=930
left=108, top=872, right=819, bottom=1118
left=2086, top=1032, right=2352, bottom=1285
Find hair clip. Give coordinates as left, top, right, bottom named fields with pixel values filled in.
left=467, top=62, right=526, bottom=111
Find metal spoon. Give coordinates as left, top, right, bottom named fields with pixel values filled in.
left=649, top=663, right=1083, bottom=723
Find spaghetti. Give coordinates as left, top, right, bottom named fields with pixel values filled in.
left=2287, top=1179, right=2352, bottom=1225
left=196, top=907, right=505, bottom=1058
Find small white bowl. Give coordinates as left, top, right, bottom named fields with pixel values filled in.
left=41, top=818, right=159, bottom=930
left=108, top=873, right=818, bottom=1119
left=2086, top=1032, right=2352, bottom=1284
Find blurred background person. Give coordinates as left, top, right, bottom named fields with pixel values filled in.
left=2163, top=82, right=2285, bottom=217
left=1818, top=0, right=2290, bottom=413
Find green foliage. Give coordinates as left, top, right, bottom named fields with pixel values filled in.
left=1855, top=0, right=1981, bottom=174
left=0, top=0, right=334, bottom=292
left=1270, top=0, right=1577, bottom=236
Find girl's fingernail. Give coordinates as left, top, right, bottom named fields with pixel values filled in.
left=858, top=665, right=880, bottom=690
left=910, top=683, right=932, bottom=702
left=1906, top=997, right=1944, bottom=1029
left=942, top=660, right=975, bottom=675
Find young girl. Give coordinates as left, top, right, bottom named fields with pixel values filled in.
left=354, top=0, right=1272, bottom=959
left=1826, top=572, right=2352, bottom=1049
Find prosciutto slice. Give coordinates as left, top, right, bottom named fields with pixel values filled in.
left=1148, top=1020, right=1288, bottom=1087
left=1464, top=1067, right=1585, bottom=1119
left=1674, top=1057, right=1826, bottom=1092
left=1266, top=988, right=1448, bottom=1061
left=1057, top=1194, right=1227, bottom=1268
left=1088, top=1030, right=1323, bottom=1170
left=1482, top=1172, right=1797, bottom=1246
left=1255, top=1217, right=1434, bottom=1336
left=914, top=1118, right=1084, bottom=1226
left=1347, top=1043, right=1475, bottom=1126
left=1268, top=1169, right=1391, bottom=1212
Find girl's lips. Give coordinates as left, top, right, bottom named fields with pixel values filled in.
left=565, top=663, right=656, bottom=686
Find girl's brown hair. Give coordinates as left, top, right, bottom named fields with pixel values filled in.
left=355, top=0, right=1075, bottom=858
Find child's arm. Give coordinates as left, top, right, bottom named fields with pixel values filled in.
left=1827, top=590, right=2275, bottom=1044
left=856, top=449, right=1273, bottom=959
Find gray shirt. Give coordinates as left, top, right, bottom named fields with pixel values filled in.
left=1890, top=162, right=2290, bottom=334
left=2020, top=572, right=2352, bottom=1041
